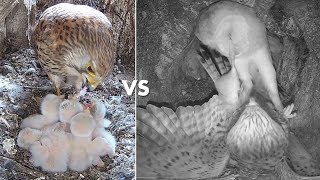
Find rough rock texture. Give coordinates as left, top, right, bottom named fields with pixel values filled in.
left=0, top=0, right=30, bottom=56
left=137, top=0, right=320, bottom=178
left=137, top=0, right=217, bottom=108
left=278, top=0, right=320, bottom=165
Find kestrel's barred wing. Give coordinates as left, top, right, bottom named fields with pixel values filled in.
left=136, top=95, right=238, bottom=179
left=137, top=93, right=320, bottom=179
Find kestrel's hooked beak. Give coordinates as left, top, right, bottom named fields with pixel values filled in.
left=82, top=73, right=102, bottom=91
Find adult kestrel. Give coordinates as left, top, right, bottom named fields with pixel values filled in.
left=32, top=3, right=114, bottom=96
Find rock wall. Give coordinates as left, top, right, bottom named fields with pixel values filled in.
left=0, top=0, right=30, bottom=56
left=279, top=0, right=320, bottom=164
left=137, top=0, right=217, bottom=108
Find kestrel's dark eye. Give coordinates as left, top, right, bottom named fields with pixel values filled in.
left=87, top=65, right=94, bottom=74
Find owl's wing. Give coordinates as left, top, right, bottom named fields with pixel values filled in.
left=198, top=42, right=231, bottom=80
left=137, top=95, right=238, bottom=179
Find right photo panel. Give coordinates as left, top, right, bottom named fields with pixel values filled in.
left=136, top=0, right=320, bottom=179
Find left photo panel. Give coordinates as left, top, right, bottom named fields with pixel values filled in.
left=0, top=0, right=135, bottom=179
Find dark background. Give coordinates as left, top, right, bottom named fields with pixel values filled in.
left=137, top=0, right=320, bottom=177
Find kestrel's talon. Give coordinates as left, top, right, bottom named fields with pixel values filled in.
left=56, top=88, right=61, bottom=96
left=64, top=87, right=80, bottom=100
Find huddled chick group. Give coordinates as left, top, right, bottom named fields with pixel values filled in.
left=17, top=94, right=116, bottom=172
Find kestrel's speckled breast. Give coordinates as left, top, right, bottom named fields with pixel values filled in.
left=226, top=100, right=289, bottom=170
left=32, top=3, right=114, bottom=77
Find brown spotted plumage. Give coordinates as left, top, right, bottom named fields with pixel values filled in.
left=226, top=97, right=289, bottom=170
left=32, top=3, right=114, bottom=95
left=137, top=95, right=238, bottom=179
left=137, top=94, right=320, bottom=179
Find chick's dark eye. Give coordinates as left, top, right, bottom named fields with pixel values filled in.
left=87, top=65, right=94, bottom=73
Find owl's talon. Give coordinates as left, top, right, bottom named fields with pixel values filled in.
left=283, top=103, right=296, bottom=119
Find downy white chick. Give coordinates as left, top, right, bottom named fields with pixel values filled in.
left=70, top=110, right=96, bottom=137
left=89, top=99, right=115, bottom=153
left=20, top=114, right=54, bottom=129
left=69, top=111, right=115, bottom=169
left=40, top=94, right=64, bottom=121
left=90, top=135, right=116, bottom=167
left=90, top=100, right=112, bottom=139
left=29, top=130, right=70, bottom=173
left=92, top=131, right=116, bottom=157
left=92, top=120, right=111, bottom=139
left=68, top=142, right=91, bottom=172
left=68, top=110, right=96, bottom=171
left=17, top=127, right=42, bottom=149
left=41, top=122, right=69, bottom=134
left=17, top=122, right=67, bottom=150
left=59, top=99, right=84, bottom=123
left=90, top=100, right=107, bottom=120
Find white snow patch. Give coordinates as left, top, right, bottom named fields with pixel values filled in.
left=0, top=75, right=24, bottom=98
left=0, top=100, right=5, bottom=108
left=3, top=138, right=17, bottom=155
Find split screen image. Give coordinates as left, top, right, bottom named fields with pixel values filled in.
left=0, top=0, right=320, bottom=179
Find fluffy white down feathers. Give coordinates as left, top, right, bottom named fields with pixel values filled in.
left=17, top=94, right=116, bottom=172
left=21, top=94, right=64, bottom=129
